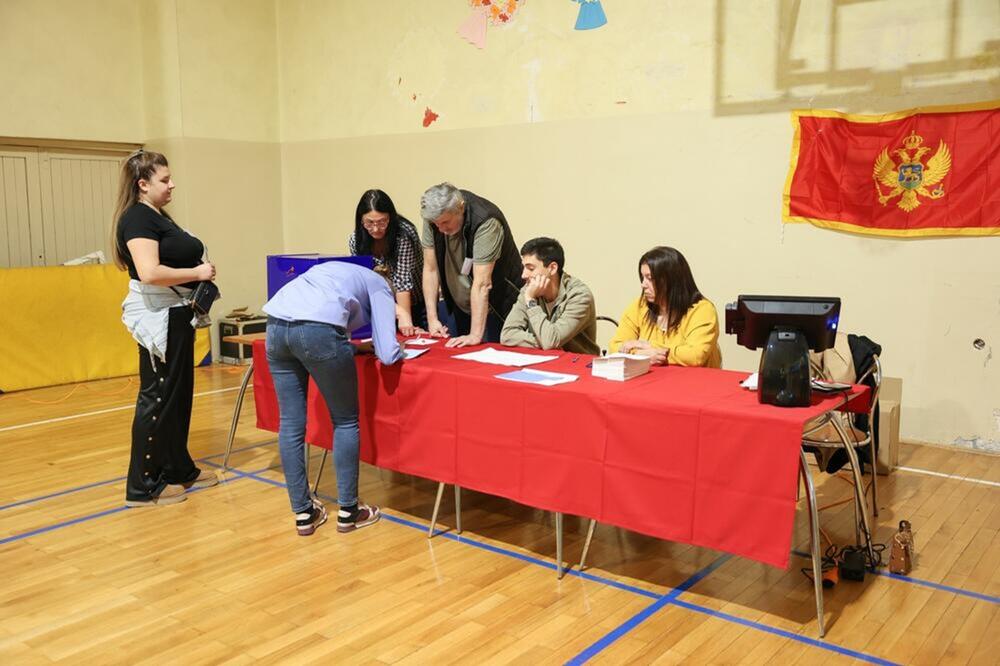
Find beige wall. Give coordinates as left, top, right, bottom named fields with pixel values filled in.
left=1, top=0, right=285, bottom=354
left=0, top=0, right=144, bottom=142
left=140, top=0, right=284, bottom=354
left=2, top=1, right=999, bottom=449
left=276, top=0, right=1000, bottom=450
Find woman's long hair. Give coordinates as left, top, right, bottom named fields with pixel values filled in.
left=110, top=149, right=169, bottom=270
left=640, top=246, right=704, bottom=334
left=353, top=189, right=403, bottom=270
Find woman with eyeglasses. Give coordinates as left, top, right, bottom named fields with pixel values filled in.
left=349, top=189, right=426, bottom=336
left=111, top=149, right=219, bottom=507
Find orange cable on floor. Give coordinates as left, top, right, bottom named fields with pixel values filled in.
left=3, top=377, right=136, bottom=404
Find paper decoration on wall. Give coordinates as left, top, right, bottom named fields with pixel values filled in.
left=459, top=0, right=525, bottom=49
left=573, top=0, right=607, bottom=30
left=423, top=107, right=440, bottom=127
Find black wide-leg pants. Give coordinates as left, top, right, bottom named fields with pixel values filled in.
left=125, top=305, right=201, bottom=501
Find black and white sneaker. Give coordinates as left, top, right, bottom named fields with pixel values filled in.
left=295, top=499, right=328, bottom=536
left=337, top=503, right=381, bottom=533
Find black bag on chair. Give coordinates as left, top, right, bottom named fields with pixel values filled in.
left=823, top=334, right=882, bottom=474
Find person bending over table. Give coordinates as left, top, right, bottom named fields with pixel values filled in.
left=419, top=182, right=522, bottom=348
left=608, top=246, right=722, bottom=367
left=263, top=262, right=403, bottom=536
left=349, top=189, right=426, bottom=336
left=114, top=149, right=219, bottom=507
left=500, top=236, right=600, bottom=356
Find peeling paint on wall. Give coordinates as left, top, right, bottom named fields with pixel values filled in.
left=952, top=436, right=1000, bottom=454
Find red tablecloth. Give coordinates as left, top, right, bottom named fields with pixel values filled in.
left=252, top=339, right=868, bottom=569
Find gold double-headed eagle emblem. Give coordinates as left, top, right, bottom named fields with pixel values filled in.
left=873, top=130, right=952, bottom=212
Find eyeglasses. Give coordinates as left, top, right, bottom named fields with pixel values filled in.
left=362, top=218, right=389, bottom=230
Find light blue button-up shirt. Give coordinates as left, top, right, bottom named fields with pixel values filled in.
left=263, top=262, right=403, bottom=365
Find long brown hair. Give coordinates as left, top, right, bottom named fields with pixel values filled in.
left=110, top=149, right=169, bottom=270
left=639, top=246, right=704, bottom=334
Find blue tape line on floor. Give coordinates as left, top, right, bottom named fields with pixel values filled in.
left=566, top=555, right=731, bottom=665
left=669, top=598, right=900, bottom=666
left=792, top=548, right=1000, bottom=605
left=0, top=474, right=250, bottom=545
left=0, top=506, right=128, bottom=545
left=0, top=477, right=127, bottom=511
left=235, top=465, right=941, bottom=665
left=567, top=594, right=674, bottom=665
left=0, top=440, right=277, bottom=512
left=874, top=570, right=1000, bottom=605
left=0, top=453, right=966, bottom=666
left=376, top=510, right=662, bottom=600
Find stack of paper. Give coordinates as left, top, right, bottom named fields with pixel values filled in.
left=591, top=353, right=651, bottom=381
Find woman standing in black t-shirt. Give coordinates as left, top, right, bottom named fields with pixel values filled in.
left=111, top=150, right=218, bottom=506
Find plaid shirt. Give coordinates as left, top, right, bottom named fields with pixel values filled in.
left=349, top=217, right=423, bottom=300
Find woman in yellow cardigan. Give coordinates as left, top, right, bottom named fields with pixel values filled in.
left=608, top=246, right=722, bottom=368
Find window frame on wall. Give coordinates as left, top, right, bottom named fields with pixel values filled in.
left=0, top=137, right=141, bottom=268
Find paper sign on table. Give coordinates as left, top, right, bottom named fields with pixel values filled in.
left=495, top=369, right=579, bottom=386
left=452, top=347, right=559, bottom=367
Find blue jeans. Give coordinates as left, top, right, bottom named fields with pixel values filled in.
left=265, top=317, right=360, bottom=513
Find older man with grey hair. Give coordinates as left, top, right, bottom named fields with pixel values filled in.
left=420, top=183, right=521, bottom=347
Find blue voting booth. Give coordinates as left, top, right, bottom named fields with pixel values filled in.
left=266, top=254, right=376, bottom=339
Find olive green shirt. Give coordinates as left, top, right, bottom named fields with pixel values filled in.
left=500, top=273, right=600, bottom=356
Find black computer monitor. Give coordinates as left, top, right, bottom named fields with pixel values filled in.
left=725, top=296, right=840, bottom=352
left=725, top=296, right=842, bottom=407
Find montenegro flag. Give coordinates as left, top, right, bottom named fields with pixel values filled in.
left=783, top=100, right=1000, bottom=238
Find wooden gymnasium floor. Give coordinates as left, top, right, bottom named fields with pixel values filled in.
left=1, top=365, right=998, bottom=665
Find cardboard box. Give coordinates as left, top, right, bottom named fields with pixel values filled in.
left=219, top=317, right=267, bottom=365
left=876, top=376, right=902, bottom=475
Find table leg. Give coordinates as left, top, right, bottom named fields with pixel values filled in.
left=800, top=449, right=826, bottom=637
left=454, top=485, right=462, bottom=534
left=312, top=449, right=328, bottom=494
left=870, top=438, right=879, bottom=517
left=428, top=482, right=446, bottom=538
left=579, top=519, right=597, bottom=571
left=223, top=360, right=254, bottom=471
left=555, top=512, right=564, bottom=579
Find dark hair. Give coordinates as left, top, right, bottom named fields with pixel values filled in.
left=353, top=189, right=406, bottom=270
left=639, top=246, right=704, bottom=334
left=520, top=237, right=565, bottom=277
left=111, top=149, right=170, bottom=270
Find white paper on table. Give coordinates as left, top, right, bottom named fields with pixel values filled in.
left=403, top=348, right=429, bottom=360
left=451, top=347, right=559, bottom=367
left=740, top=372, right=758, bottom=390
left=495, top=369, right=579, bottom=386
left=405, top=338, right=439, bottom=346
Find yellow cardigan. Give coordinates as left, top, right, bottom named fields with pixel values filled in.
left=608, top=297, right=723, bottom=368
